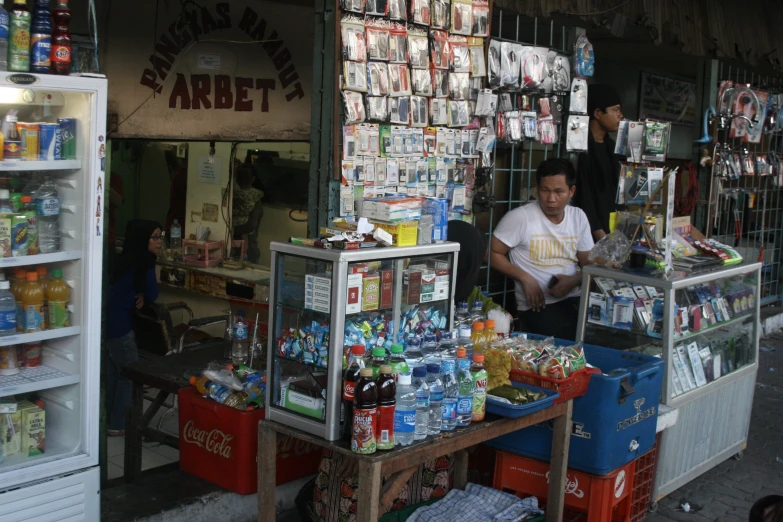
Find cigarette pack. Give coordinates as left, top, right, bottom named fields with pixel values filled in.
left=380, top=270, right=394, bottom=309
left=420, top=272, right=436, bottom=294
left=346, top=273, right=363, bottom=314
left=362, top=275, right=380, bottom=311
left=405, top=270, right=422, bottom=304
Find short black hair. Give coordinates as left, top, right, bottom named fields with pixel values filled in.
left=750, top=495, right=783, bottom=522
left=536, top=158, right=576, bottom=188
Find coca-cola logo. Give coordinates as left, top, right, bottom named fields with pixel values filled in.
left=545, top=471, right=585, bottom=499
left=276, top=435, right=316, bottom=460
left=343, top=382, right=356, bottom=400
left=182, top=420, right=234, bottom=459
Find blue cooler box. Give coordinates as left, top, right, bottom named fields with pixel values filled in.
left=487, top=341, right=664, bottom=475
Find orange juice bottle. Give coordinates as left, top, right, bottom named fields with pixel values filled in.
left=22, top=271, right=45, bottom=332
left=10, top=268, right=25, bottom=331
left=37, top=267, right=49, bottom=329
left=46, top=269, right=69, bottom=329
left=471, top=321, right=486, bottom=353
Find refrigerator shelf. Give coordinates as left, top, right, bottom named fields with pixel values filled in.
left=0, top=160, right=83, bottom=172
left=0, top=326, right=82, bottom=347
left=0, top=251, right=82, bottom=267
left=0, top=364, right=79, bottom=397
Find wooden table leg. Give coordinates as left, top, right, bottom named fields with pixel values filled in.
left=453, top=449, right=469, bottom=490
left=357, top=460, right=382, bottom=522
left=123, top=381, right=144, bottom=483
left=546, top=399, right=573, bottom=522
left=258, top=421, right=277, bottom=522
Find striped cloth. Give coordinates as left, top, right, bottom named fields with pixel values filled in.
left=406, top=482, right=543, bottom=522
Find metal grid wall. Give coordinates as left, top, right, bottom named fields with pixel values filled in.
left=478, top=10, right=571, bottom=312
left=705, top=64, right=783, bottom=305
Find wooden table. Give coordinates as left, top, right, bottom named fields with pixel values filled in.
left=121, top=341, right=226, bottom=482
left=257, top=401, right=573, bottom=522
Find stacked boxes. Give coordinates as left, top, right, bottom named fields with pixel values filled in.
left=2, top=400, right=45, bottom=458
left=305, top=274, right=331, bottom=313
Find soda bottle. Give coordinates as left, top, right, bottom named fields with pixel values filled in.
left=376, top=365, right=396, bottom=450
left=440, top=354, right=457, bottom=431
left=470, top=354, right=488, bottom=422
left=0, top=280, right=16, bottom=336
left=189, top=375, right=212, bottom=395
left=3, top=116, right=20, bottom=159
left=412, top=365, right=429, bottom=440
left=169, top=218, right=182, bottom=249
left=485, top=320, right=498, bottom=345
left=369, top=346, right=387, bottom=380
left=393, top=372, right=416, bottom=446
left=389, top=344, right=409, bottom=380
left=8, top=0, right=30, bottom=72
left=352, top=367, right=378, bottom=454
left=341, top=344, right=366, bottom=441
left=36, top=266, right=48, bottom=329
left=21, top=196, right=38, bottom=255
left=454, top=302, right=469, bottom=328
left=457, top=325, right=475, bottom=361
left=0, top=4, right=9, bottom=71
left=456, top=348, right=473, bottom=428
left=403, top=336, right=424, bottom=366
left=22, top=271, right=45, bottom=332
left=10, top=268, right=25, bottom=331
left=30, top=0, right=52, bottom=74
left=50, top=0, right=70, bottom=75
left=46, top=268, right=68, bottom=328
left=231, top=311, right=248, bottom=365
left=471, top=321, right=486, bottom=353
left=35, top=177, right=60, bottom=253
left=426, top=363, right=443, bottom=435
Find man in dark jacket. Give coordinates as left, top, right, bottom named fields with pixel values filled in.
left=573, top=84, right=624, bottom=242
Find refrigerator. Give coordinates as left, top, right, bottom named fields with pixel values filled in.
left=0, top=73, right=106, bottom=520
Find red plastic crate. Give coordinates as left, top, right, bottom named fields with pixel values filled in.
left=509, top=367, right=600, bottom=404
left=494, top=451, right=635, bottom=522
left=178, top=387, right=321, bottom=494
left=629, top=440, right=659, bottom=522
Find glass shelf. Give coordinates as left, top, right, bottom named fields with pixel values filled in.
left=0, top=160, right=82, bottom=171
left=0, top=251, right=82, bottom=268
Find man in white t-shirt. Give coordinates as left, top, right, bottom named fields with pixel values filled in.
left=491, top=158, right=594, bottom=340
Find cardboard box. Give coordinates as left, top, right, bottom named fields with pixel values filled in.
left=19, top=403, right=44, bottom=456
left=371, top=220, right=418, bottom=246
left=405, top=270, right=422, bottom=304
left=3, top=408, right=21, bottom=457
left=362, top=275, right=380, bottom=311
left=380, top=270, right=394, bottom=309
left=346, top=273, right=363, bottom=314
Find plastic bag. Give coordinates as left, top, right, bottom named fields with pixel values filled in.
left=588, top=230, right=631, bottom=269
left=484, top=344, right=512, bottom=391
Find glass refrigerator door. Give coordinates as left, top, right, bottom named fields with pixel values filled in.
left=0, top=79, right=104, bottom=488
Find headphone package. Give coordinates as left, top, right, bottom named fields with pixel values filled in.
left=488, top=39, right=501, bottom=88
left=500, top=42, right=521, bottom=89
left=569, top=78, right=588, bottom=114
left=472, top=0, right=490, bottom=36
left=566, top=115, right=589, bottom=151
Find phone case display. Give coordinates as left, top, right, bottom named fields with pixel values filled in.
left=338, top=3, right=494, bottom=224
left=575, top=263, right=761, bottom=499
left=266, top=242, right=458, bottom=440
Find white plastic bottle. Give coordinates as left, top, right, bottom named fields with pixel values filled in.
left=231, top=310, right=248, bottom=365
left=0, top=5, right=8, bottom=71
left=426, top=363, right=443, bottom=435
left=170, top=218, right=182, bottom=249
left=393, top=372, right=416, bottom=446
left=412, top=365, right=429, bottom=440
left=0, top=280, right=16, bottom=336
left=36, top=177, right=61, bottom=253
left=457, top=326, right=475, bottom=361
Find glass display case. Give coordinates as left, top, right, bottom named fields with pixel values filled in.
left=575, top=262, right=761, bottom=499
left=265, top=242, right=459, bottom=440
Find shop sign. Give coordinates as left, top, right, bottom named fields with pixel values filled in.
left=106, top=1, right=313, bottom=141
left=639, top=72, right=696, bottom=126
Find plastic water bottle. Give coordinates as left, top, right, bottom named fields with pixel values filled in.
left=440, top=356, right=457, bottom=431
left=421, top=332, right=438, bottom=362
left=206, top=382, right=232, bottom=403
left=35, top=177, right=60, bottom=253
left=393, top=372, right=416, bottom=446
left=454, top=302, right=470, bottom=328
left=412, top=365, right=429, bottom=440
left=426, top=363, right=443, bottom=435
left=456, top=348, right=473, bottom=428
left=0, top=281, right=16, bottom=336
left=404, top=336, right=424, bottom=366
left=470, top=300, right=486, bottom=324
left=0, top=5, right=9, bottom=71
left=231, top=310, right=248, bottom=365
left=438, top=331, right=458, bottom=359
left=170, top=218, right=182, bottom=249
left=0, top=190, right=13, bottom=213
left=457, top=326, right=475, bottom=361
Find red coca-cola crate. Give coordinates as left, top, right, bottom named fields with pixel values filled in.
left=178, top=387, right=321, bottom=494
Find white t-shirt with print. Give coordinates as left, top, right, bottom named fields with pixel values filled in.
left=494, top=202, right=594, bottom=311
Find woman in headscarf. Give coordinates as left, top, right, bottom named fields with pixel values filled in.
left=105, top=220, right=162, bottom=436
left=448, top=220, right=503, bottom=315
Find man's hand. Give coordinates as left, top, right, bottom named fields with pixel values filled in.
left=548, top=274, right=581, bottom=298
left=135, top=294, right=144, bottom=309
left=521, top=273, right=545, bottom=311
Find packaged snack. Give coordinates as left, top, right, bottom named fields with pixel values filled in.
left=484, top=343, right=512, bottom=391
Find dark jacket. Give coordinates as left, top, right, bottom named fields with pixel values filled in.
left=573, top=133, right=623, bottom=235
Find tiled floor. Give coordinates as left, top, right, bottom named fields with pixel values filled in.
left=106, top=393, right=181, bottom=480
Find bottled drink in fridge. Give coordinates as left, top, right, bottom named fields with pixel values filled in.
left=437, top=330, right=457, bottom=358
left=10, top=268, right=24, bottom=331
left=35, top=177, right=61, bottom=253
left=456, top=348, right=473, bottom=428
left=421, top=332, right=438, bottom=361
left=169, top=218, right=182, bottom=249
left=30, top=0, right=52, bottom=74
left=46, top=268, right=69, bottom=328
left=0, top=5, right=8, bottom=71
left=8, top=0, right=30, bottom=72
left=471, top=354, right=488, bottom=422
left=376, top=365, right=396, bottom=450
left=412, top=365, right=429, bottom=440
left=341, top=344, right=366, bottom=440
left=4, top=115, right=20, bottom=159
left=22, top=271, right=45, bottom=332
left=404, top=336, right=424, bottom=366
left=21, top=196, right=38, bottom=255
left=454, top=301, right=469, bottom=328
left=457, top=326, right=475, bottom=361
left=231, top=310, right=248, bottom=365
left=0, top=189, right=13, bottom=213
left=440, top=356, right=457, bottom=431
left=50, top=0, right=70, bottom=75
left=426, top=363, right=443, bottom=435
left=393, top=372, right=416, bottom=446
left=470, top=300, right=486, bottom=324
left=0, top=280, right=16, bottom=336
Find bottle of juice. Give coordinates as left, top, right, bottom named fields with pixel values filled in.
left=46, top=268, right=69, bottom=328
left=37, top=266, right=48, bottom=329
left=484, top=320, right=498, bottom=346
left=471, top=321, right=486, bottom=353
left=10, top=268, right=25, bottom=331
left=22, top=271, right=45, bottom=332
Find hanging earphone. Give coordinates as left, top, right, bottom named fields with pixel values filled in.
left=569, top=78, right=588, bottom=114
